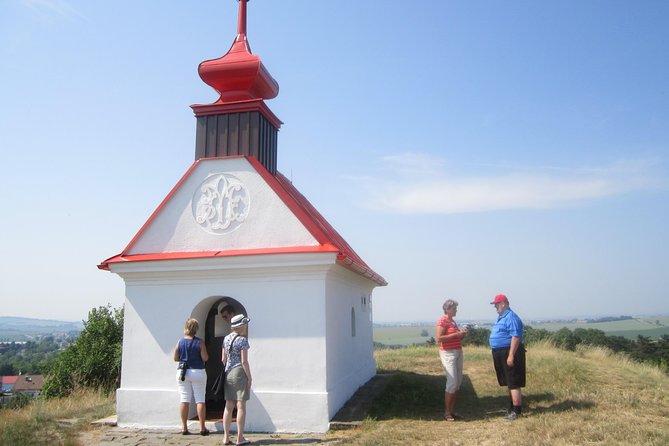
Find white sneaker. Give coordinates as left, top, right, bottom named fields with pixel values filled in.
left=505, top=411, right=518, bottom=421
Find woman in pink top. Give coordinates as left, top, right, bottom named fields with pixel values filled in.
left=436, top=299, right=467, bottom=421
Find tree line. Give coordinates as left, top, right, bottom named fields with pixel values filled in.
left=41, top=305, right=123, bottom=398
left=461, top=326, right=669, bottom=373
left=0, top=337, right=70, bottom=376
left=4, top=306, right=668, bottom=404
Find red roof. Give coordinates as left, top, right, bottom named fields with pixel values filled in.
left=99, top=156, right=386, bottom=286
left=2, top=376, right=18, bottom=385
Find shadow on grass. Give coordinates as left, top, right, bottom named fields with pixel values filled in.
left=368, top=371, right=593, bottom=421
left=528, top=398, right=596, bottom=415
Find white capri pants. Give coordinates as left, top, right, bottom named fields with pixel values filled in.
left=439, top=349, right=464, bottom=393
left=176, top=368, right=207, bottom=404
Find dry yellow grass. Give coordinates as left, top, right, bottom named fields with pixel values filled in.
left=331, top=343, right=669, bottom=446
left=0, top=389, right=114, bottom=446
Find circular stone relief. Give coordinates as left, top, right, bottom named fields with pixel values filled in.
left=192, top=173, right=250, bottom=234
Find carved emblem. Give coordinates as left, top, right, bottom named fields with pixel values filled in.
left=192, top=173, right=250, bottom=234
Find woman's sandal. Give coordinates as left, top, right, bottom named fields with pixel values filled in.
left=199, top=428, right=210, bottom=436
left=181, top=430, right=190, bottom=435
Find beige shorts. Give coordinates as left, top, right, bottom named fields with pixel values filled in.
left=439, top=349, right=463, bottom=393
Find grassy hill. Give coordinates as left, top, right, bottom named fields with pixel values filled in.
left=336, top=343, right=669, bottom=445
left=2, top=343, right=668, bottom=445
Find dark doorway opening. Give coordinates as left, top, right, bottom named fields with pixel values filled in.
left=203, top=297, right=246, bottom=420
left=204, top=304, right=225, bottom=419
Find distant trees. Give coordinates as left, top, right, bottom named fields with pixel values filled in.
left=631, top=335, right=669, bottom=371
left=461, top=327, right=491, bottom=347
left=41, top=305, right=123, bottom=398
left=0, top=337, right=67, bottom=376
left=458, top=325, right=669, bottom=374
left=587, top=315, right=633, bottom=323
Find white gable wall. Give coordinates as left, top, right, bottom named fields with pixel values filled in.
left=127, top=158, right=318, bottom=254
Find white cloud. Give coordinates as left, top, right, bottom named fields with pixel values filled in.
left=354, top=154, right=664, bottom=214
left=379, top=152, right=447, bottom=176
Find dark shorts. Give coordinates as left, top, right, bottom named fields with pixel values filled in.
left=492, top=345, right=526, bottom=389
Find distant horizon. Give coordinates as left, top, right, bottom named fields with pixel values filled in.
left=0, top=316, right=84, bottom=325
left=377, top=312, right=669, bottom=325
left=3, top=312, right=668, bottom=327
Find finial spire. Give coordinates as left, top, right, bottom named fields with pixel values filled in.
left=237, top=0, right=248, bottom=41
left=197, top=0, right=278, bottom=103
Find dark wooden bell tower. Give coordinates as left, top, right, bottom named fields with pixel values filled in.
left=191, top=0, right=282, bottom=174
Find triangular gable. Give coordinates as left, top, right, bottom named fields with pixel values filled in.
left=100, top=156, right=386, bottom=286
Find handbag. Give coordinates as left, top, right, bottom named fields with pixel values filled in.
left=210, top=368, right=225, bottom=398
left=211, top=334, right=238, bottom=400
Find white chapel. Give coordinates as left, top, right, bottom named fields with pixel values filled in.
left=98, top=0, right=386, bottom=433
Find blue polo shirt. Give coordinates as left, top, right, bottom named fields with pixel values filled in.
left=489, top=308, right=524, bottom=349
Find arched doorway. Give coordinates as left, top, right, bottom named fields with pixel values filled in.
left=203, top=297, right=247, bottom=418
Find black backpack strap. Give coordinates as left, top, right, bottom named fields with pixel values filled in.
left=227, top=334, right=239, bottom=356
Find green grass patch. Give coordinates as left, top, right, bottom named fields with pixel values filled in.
left=373, top=325, right=435, bottom=346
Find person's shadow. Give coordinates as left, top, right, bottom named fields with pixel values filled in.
left=363, top=371, right=594, bottom=421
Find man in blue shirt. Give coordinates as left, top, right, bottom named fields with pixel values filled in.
left=489, top=294, right=526, bottom=420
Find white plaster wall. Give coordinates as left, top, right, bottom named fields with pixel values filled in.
left=113, top=254, right=337, bottom=432
left=324, top=266, right=377, bottom=417
left=127, top=157, right=318, bottom=254
left=116, top=389, right=176, bottom=427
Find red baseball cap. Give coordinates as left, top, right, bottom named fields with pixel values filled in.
left=490, top=294, right=509, bottom=305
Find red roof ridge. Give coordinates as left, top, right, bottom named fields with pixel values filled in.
left=100, top=245, right=339, bottom=267
left=247, top=157, right=386, bottom=286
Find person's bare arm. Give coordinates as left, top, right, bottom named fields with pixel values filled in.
left=507, top=336, right=520, bottom=367
left=173, top=341, right=180, bottom=362
left=200, top=339, right=209, bottom=362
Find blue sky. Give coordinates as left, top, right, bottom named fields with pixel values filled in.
left=1, top=1, right=667, bottom=323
